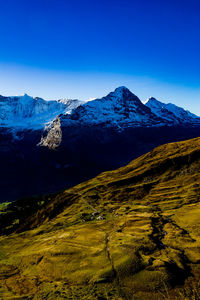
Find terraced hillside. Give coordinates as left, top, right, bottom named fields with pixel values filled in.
left=1, top=137, right=200, bottom=299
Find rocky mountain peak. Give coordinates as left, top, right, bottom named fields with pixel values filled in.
left=58, top=87, right=163, bottom=128
left=111, top=86, right=131, bottom=96
left=146, top=97, right=160, bottom=103
left=106, top=86, right=141, bottom=105
left=146, top=97, right=200, bottom=125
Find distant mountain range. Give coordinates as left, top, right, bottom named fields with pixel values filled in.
left=38, top=86, right=200, bottom=149
left=63, top=86, right=200, bottom=127
left=0, top=93, right=83, bottom=129
left=0, top=86, right=200, bottom=202
left=1, top=86, right=199, bottom=133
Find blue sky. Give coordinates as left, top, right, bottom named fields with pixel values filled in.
left=0, top=0, right=199, bottom=114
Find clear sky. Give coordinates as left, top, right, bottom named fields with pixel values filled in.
left=0, top=0, right=199, bottom=114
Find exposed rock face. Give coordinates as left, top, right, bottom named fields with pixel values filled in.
left=39, top=117, right=62, bottom=149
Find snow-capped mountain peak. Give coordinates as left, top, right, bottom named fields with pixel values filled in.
left=145, top=97, right=164, bottom=108
left=107, top=86, right=141, bottom=105
left=109, top=86, right=133, bottom=98
left=146, top=97, right=200, bottom=125
left=0, top=94, right=83, bottom=129
left=61, top=86, right=164, bottom=128
left=17, top=93, right=32, bottom=100
left=1, top=87, right=200, bottom=133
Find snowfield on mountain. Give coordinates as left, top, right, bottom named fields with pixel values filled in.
left=0, top=94, right=83, bottom=129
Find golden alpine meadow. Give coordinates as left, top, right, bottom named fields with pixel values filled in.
left=1, top=137, right=200, bottom=299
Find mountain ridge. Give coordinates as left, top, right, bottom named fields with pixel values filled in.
left=39, top=87, right=200, bottom=149
left=146, top=96, right=200, bottom=125
left=60, top=86, right=165, bottom=128
left=0, top=93, right=84, bottom=129
left=0, top=87, right=200, bottom=133
left=50, top=86, right=200, bottom=129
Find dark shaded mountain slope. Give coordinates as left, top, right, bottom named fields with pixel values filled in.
left=1, top=124, right=200, bottom=203
left=1, top=86, right=200, bottom=203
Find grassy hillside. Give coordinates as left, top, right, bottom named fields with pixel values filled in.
left=1, top=137, right=200, bottom=299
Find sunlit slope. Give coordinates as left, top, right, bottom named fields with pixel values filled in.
left=1, top=137, right=200, bottom=299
